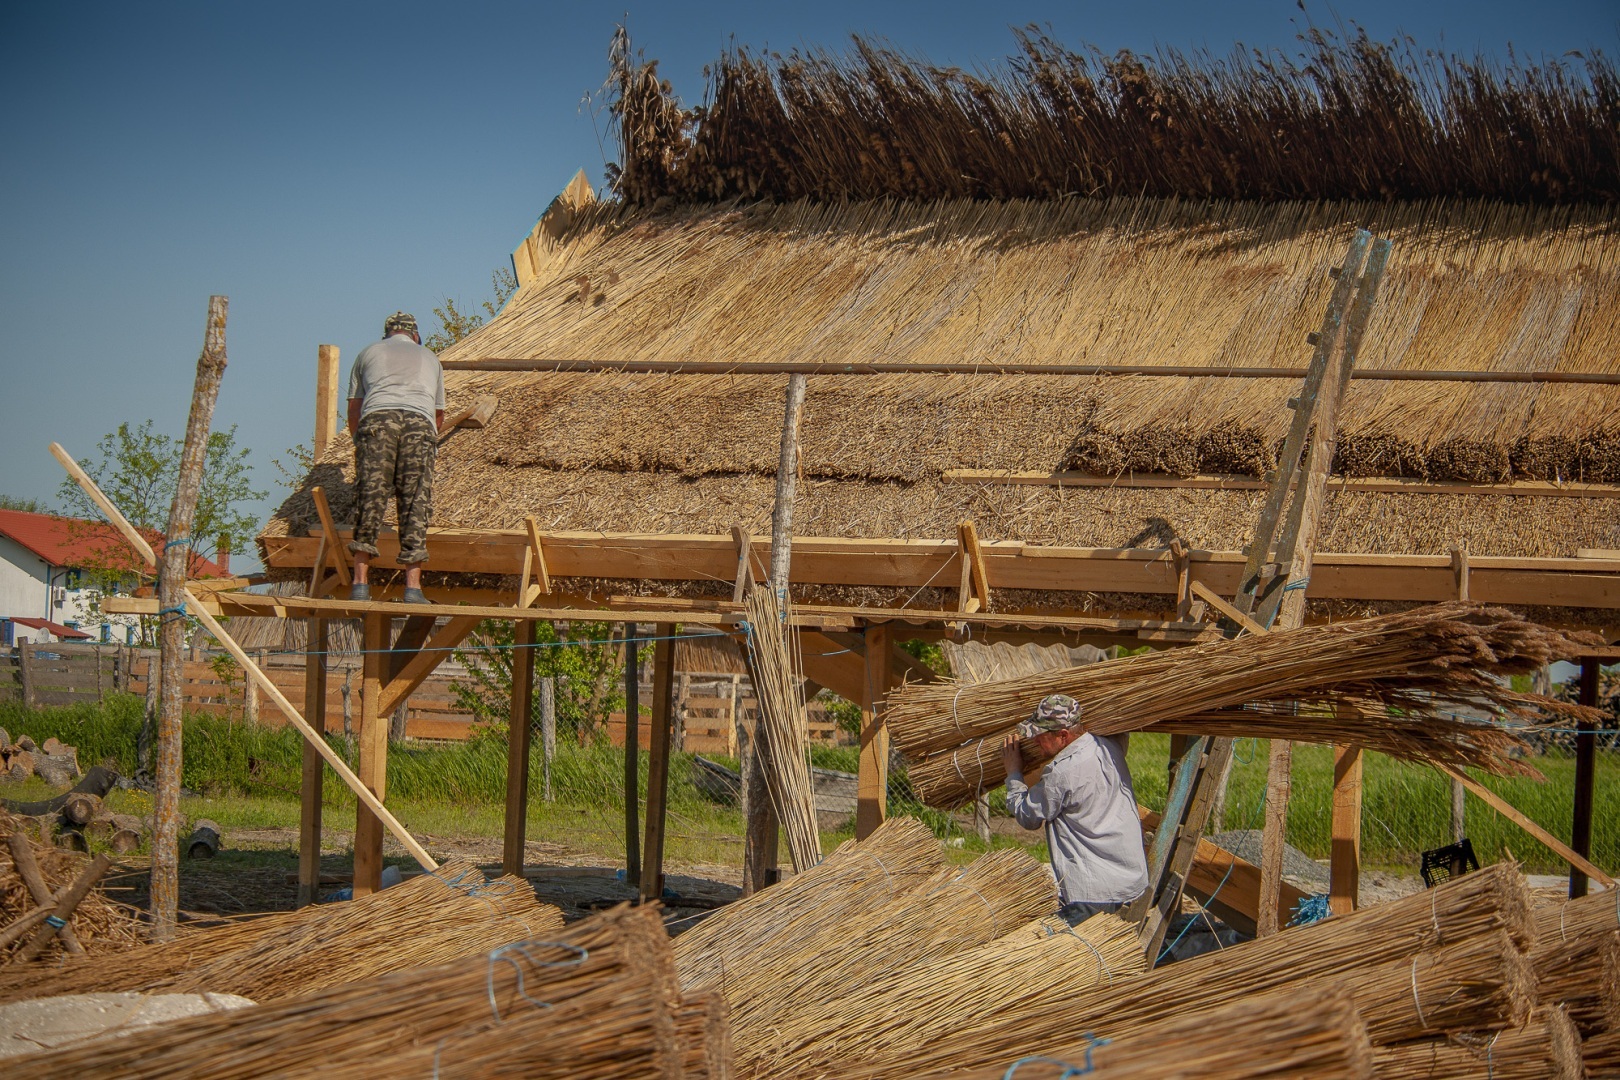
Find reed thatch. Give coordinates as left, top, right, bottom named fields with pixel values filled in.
left=612, top=28, right=1618, bottom=205
left=17, top=903, right=683, bottom=1079
left=892, top=603, right=1597, bottom=807
left=1374, top=1006, right=1584, bottom=1080
left=263, top=192, right=1620, bottom=606
left=739, top=586, right=821, bottom=871
left=928, top=982, right=1374, bottom=1080
left=1584, top=1027, right=1620, bottom=1076
left=1532, top=889, right=1620, bottom=1035
left=1, top=814, right=143, bottom=963
left=676, top=992, right=734, bottom=1080
left=845, top=860, right=1531, bottom=1077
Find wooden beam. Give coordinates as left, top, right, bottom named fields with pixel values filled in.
left=387, top=616, right=438, bottom=683
left=437, top=394, right=497, bottom=440
left=1570, top=657, right=1599, bottom=899
left=503, top=620, right=536, bottom=877
left=525, top=516, right=550, bottom=597
left=798, top=630, right=869, bottom=704
left=1441, top=764, right=1615, bottom=888
left=730, top=525, right=759, bottom=603
left=1190, top=580, right=1269, bottom=638
left=1138, top=806, right=1305, bottom=936
left=314, top=345, right=340, bottom=458
left=958, top=520, right=990, bottom=612
left=1451, top=546, right=1471, bottom=601
left=377, top=616, right=482, bottom=716
left=640, top=623, right=677, bottom=902
left=297, top=616, right=327, bottom=908
left=310, top=486, right=351, bottom=587
left=1329, top=744, right=1363, bottom=916
left=857, top=623, right=893, bottom=839
left=354, top=612, right=388, bottom=897
left=944, top=469, right=1620, bottom=500
left=446, top=357, right=1620, bottom=386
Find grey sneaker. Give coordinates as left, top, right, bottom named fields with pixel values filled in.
left=401, top=587, right=430, bottom=605
left=349, top=582, right=371, bottom=602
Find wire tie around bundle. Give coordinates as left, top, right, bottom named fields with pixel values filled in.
left=486, top=941, right=589, bottom=1022
left=1409, top=956, right=1429, bottom=1031
left=1282, top=576, right=1309, bottom=592
left=951, top=684, right=967, bottom=733
left=858, top=851, right=895, bottom=892
left=1059, top=925, right=1114, bottom=986
left=929, top=877, right=999, bottom=938
left=44, top=914, right=65, bottom=929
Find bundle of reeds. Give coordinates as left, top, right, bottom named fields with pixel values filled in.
left=0, top=860, right=561, bottom=1005
left=1374, top=1006, right=1583, bottom=1080
left=613, top=26, right=1619, bottom=206
left=674, top=817, right=946, bottom=992
left=929, top=982, right=1373, bottom=1080
left=739, top=585, right=821, bottom=871
left=1584, top=1028, right=1620, bottom=1077
left=1533, top=890, right=1620, bottom=1035
left=890, top=604, right=1595, bottom=807
left=677, top=992, right=734, bottom=1080
left=19, top=903, right=683, bottom=1079
left=721, top=848, right=1058, bottom=1062
left=765, top=914, right=1145, bottom=1077
left=1, top=812, right=143, bottom=962
left=846, top=861, right=1531, bottom=1077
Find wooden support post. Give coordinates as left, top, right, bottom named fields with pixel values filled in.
left=973, top=792, right=991, bottom=844
left=623, top=626, right=640, bottom=887
left=1329, top=744, right=1362, bottom=916
left=1571, top=656, right=1599, bottom=899
left=297, top=617, right=327, bottom=908
left=502, top=620, right=536, bottom=878
left=17, top=642, right=34, bottom=708
left=243, top=650, right=261, bottom=723
left=1167, top=734, right=1193, bottom=792
left=857, top=622, right=893, bottom=839
left=310, top=487, right=351, bottom=588
left=1170, top=539, right=1192, bottom=621
left=151, top=294, right=228, bottom=943
left=315, top=345, right=340, bottom=457
left=522, top=516, right=550, bottom=605
left=727, top=673, right=741, bottom=756
left=540, top=677, right=555, bottom=803
left=730, top=526, right=757, bottom=603
left=353, top=612, right=388, bottom=897
left=640, top=623, right=677, bottom=902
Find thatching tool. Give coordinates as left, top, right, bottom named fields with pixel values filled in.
left=49, top=442, right=439, bottom=873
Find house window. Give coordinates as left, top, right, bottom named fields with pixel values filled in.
left=66, top=569, right=83, bottom=589
left=1, top=620, right=11, bottom=647
left=101, top=624, right=112, bottom=644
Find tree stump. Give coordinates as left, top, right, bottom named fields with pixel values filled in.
left=185, top=819, right=221, bottom=859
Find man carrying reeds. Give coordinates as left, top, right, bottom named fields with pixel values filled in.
left=1001, top=694, right=1149, bottom=925
left=346, top=311, right=444, bottom=605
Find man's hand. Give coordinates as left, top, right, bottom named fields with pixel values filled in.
left=1000, top=732, right=1024, bottom=779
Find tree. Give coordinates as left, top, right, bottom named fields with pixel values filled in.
left=423, top=268, right=517, bottom=353
left=0, top=494, right=53, bottom=513
left=57, top=421, right=266, bottom=643
left=451, top=619, right=627, bottom=741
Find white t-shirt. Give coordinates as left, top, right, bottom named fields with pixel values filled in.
left=1005, top=732, right=1150, bottom=905
left=348, top=334, right=445, bottom=425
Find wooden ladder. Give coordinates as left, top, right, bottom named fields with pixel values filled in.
left=1127, top=229, right=1392, bottom=964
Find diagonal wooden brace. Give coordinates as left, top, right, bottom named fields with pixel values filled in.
left=310, top=486, right=352, bottom=587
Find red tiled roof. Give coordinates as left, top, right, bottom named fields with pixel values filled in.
left=11, top=617, right=93, bottom=640
left=0, top=509, right=226, bottom=576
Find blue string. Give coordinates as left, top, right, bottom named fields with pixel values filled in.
left=157, top=604, right=187, bottom=619
left=164, top=537, right=193, bottom=550
left=44, top=915, right=65, bottom=929
left=1289, top=893, right=1332, bottom=927
left=1002, top=1036, right=1110, bottom=1078
left=1282, top=577, right=1310, bottom=591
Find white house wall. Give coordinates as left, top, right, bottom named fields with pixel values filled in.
left=0, top=535, right=138, bottom=643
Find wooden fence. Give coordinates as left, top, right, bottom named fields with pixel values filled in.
left=603, top=672, right=845, bottom=756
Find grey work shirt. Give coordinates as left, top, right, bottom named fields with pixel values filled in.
left=348, top=334, right=445, bottom=425
left=1005, top=732, right=1150, bottom=905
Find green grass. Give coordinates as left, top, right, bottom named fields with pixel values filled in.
left=3, top=698, right=1613, bottom=876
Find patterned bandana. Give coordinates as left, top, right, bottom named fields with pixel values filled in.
left=383, top=311, right=418, bottom=337
left=1018, top=694, right=1082, bottom=737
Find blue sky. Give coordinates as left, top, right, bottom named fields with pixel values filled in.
left=2, top=1, right=1615, bottom=570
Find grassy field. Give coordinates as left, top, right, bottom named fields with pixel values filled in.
left=3, top=697, right=1613, bottom=878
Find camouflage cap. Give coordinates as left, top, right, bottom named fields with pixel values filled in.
left=383, top=311, right=418, bottom=337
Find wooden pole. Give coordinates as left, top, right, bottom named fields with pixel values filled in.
left=540, top=676, right=555, bottom=804
left=1328, top=744, right=1362, bottom=916
left=1441, top=764, right=1614, bottom=887
left=151, top=294, right=229, bottom=943
left=502, top=620, right=536, bottom=878
left=353, top=612, right=388, bottom=896
left=314, top=345, right=340, bottom=458
left=1570, top=656, right=1599, bottom=898
left=857, top=622, right=893, bottom=839
left=18, top=854, right=111, bottom=962
left=297, top=617, right=327, bottom=908
left=623, top=626, right=640, bottom=886
left=18, top=642, right=34, bottom=708
left=640, top=623, right=676, bottom=902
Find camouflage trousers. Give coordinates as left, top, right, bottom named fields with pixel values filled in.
left=350, top=409, right=436, bottom=565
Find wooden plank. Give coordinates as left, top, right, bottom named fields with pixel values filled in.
left=640, top=623, right=677, bottom=902
left=310, top=486, right=351, bottom=587
left=378, top=617, right=482, bottom=716
left=387, top=616, right=438, bottom=683
left=315, top=345, right=340, bottom=457
left=502, top=620, right=536, bottom=877
left=857, top=623, right=892, bottom=839
left=799, top=631, right=868, bottom=705
left=1190, top=581, right=1269, bottom=637
left=1441, top=764, right=1614, bottom=888
left=730, top=526, right=758, bottom=604
left=944, top=469, right=1620, bottom=499
left=525, top=516, right=550, bottom=596
left=1329, top=744, right=1362, bottom=916
left=1138, top=806, right=1305, bottom=936
left=353, top=613, right=388, bottom=897
left=298, top=617, right=326, bottom=908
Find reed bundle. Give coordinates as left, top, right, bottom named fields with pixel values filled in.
left=613, top=27, right=1619, bottom=205
left=891, top=604, right=1595, bottom=807
left=677, top=992, right=734, bottom=1080
left=674, top=817, right=946, bottom=993
left=0, top=860, right=561, bottom=1006
left=20, top=903, right=683, bottom=1079
left=761, top=914, right=1144, bottom=1077
left=931, top=982, right=1372, bottom=1080
left=851, top=861, right=1531, bottom=1077
left=721, top=848, right=1058, bottom=1066
left=1583, top=1028, right=1620, bottom=1077
left=1533, top=890, right=1620, bottom=1035
left=1, top=813, right=142, bottom=962
left=1374, top=1006, right=1583, bottom=1080
left=740, top=585, right=821, bottom=871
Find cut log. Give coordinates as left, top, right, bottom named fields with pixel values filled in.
left=61, top=792, right=102, bottom=827
left=186, top=819, right=221, bottom=859
left=7, top=750, right=35, bottom=781
left=34, top=754, right=79, bottom=788
left=1, top=766, right=121, bottom=816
